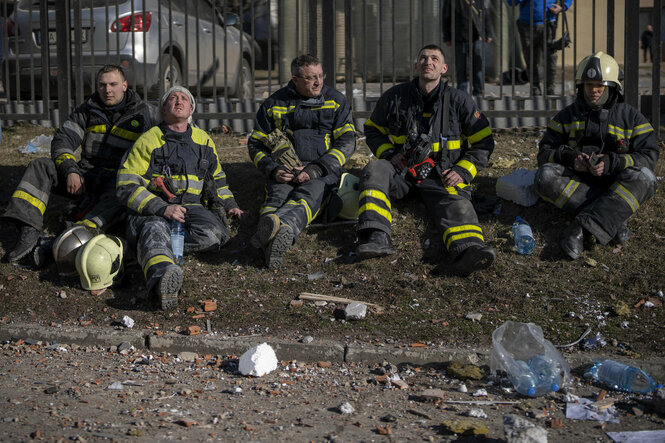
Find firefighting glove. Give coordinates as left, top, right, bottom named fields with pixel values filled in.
left=301, top=164, right=323, bottom=180
left=264, top=128, right=302, bottom=171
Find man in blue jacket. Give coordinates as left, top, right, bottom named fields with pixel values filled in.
left=506, top=0, right=572, bottom=95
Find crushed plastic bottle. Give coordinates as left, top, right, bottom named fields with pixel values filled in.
left=585, top=359, right=662, bottom=394
left=170, top=220, right=185, bottom=265
left=18, top=134, right=53, bottom=154
left=512, top=216, right=535, bottom=255
left=508, top=356, right=562, bottom=397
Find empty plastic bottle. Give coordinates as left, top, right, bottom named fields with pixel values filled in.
left=170, top=220, right=185, bottom=265
left=513, top=216, right=535, bottom=255
left=529, top=354, right=562, bottom=393
left=508, top=360, right=537, bottom=397
left=585, top=359, right=662, bottom=394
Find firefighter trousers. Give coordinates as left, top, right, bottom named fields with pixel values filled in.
left=259, top=174, right=339, bottom=241
left=2, top=157, right=123, bottom=231
left=126, top=204, right=228, bottom=294
left=535, top=163, right=658, bottom=244
left=357, top=159, right=486, bottom=259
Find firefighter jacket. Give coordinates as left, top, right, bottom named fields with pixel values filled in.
left=247, top=81, right=356, bottom=179
left=51, top=89, right=158, bottom=178
left=364, top=78, right=494, bottom=185
left=538, top=93, right=659, bottom=177
left=116, top=123, right=239, bottom=217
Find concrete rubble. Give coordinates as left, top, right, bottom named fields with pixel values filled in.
left=496, top=168, right=540, bottom=207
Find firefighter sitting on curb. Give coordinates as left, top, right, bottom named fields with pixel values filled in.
left=2, top=65, right=157, bottom=264
left=535, top=51, right=659, bottom=260
left=116, top=86, right=245, bottom=310
left=355, top=44, right=496, bottom=276
left=247, top=54, right=356, bottom=269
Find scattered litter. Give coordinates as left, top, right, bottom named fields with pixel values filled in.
left=583, top=332, right=606, bottom=350
left=299, top=292, right=384, bottom=313
left=18, top=134, right=53, bottom=154
left=606, top=430, right=665, bottom=443
left=301, top=336, right=314, bottom=344
left=458, top=383, right=468, bottom=393
left=443, top=400, right=520, bottom=405
left=645, top=300, right=655, bottom=308
left=344, top=302, right=367, bottom=320
left=565, top=394, right=619, bottom=423
left=338, top=402, right=355, bottom=414
left=307, top=271, right=325, bottom=281
left=420, top=389, right=444, bottom=402
left=556, top=326, right=592, bottom=348
left=472, top=389, right=488, bottom=397
left=107, top=381, right=124, bottom=391
left=117, top=342, right=133, bottom=355
left=238, top=343, right=278, bottom=377
left=465, top=408, right=487, bottom=418
left=466, top=312, right=482, bottom=322
left=121, top=315, right=134, bottom=328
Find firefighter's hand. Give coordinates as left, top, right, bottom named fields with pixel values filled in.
left=588, top=154, right=606, bottom=176
left=164, top=204, right=187, bottom=223
left=390, top=153, right=407, bottom=172
left=66, top=173, right=84, bottom=195
left=442, top=169, right=463, bottom=187
left=573, top=154, right=590, bottom=172
left=227, top=207, right=247, bottom=220
left=274, top=168, right=296, bottom=183
left=293, top=166, right=310, bottom=184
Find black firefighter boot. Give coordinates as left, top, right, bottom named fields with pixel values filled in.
left=355, top=229, right=395, bottom=260
left=561, top=220, right=584, bottom=260
left=454, top=245, right=496, bottom=276
left=6, top=224, right=42, bottom=263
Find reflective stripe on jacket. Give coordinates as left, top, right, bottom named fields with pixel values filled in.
left=117, top=123, right=238, bottom=216
left=247, top=81, right=356, bottom=178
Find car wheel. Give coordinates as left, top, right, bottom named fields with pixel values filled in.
left=235, top=58, right=252, bottom=99
left=149, top=55, right=182, bottom=99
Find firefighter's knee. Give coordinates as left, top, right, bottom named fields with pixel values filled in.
left=617, top=166, right=658, bottom=200
left=534, top=163, right=566, bottom=199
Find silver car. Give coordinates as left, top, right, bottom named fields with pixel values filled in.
left=5, top=0, right=257, bottom=99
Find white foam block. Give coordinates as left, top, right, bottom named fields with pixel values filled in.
left=238, top=342, right=278, bottom=377
left=496, top=168, right=540, bottom=207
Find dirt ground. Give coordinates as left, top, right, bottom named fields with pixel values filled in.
left=1, top=340, right=665, bottom=442
left=0, top=122, right=664, bottom=440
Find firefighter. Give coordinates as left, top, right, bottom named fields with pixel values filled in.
left=247, top=54, right=356, bottom=269
left=356, top=44, right=496, bottom=276
left=116, top=86, right=245, bottom=310
left=535, top=52, right=659, bottom=260
left=2, top=65, right=157, bottom=263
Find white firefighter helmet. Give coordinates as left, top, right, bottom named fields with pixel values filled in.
left=75, top=234, right=123, bottom=291
left=335, top=172, right=360, bottom=220
left=52, top=225, right=95, bottom=277
left=575, top=51, right=622, bottom=90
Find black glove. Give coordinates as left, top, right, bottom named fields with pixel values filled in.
left=302, top=164, right=323, bottom=179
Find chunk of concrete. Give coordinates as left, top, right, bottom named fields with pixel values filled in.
left=496, top=168, right=540, bottom=207
left=238, top=342, right=278, bottom=377
left=503, top=414, right=548, bottom=443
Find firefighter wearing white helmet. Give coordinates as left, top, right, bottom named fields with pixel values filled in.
left=535, top=52, right=659, bottom=260
left=75, top=234, right=123, bottom=291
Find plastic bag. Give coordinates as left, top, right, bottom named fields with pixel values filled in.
left=19, top=134, right=53, bottom=154
left=490, top=321, right=570, bottom=396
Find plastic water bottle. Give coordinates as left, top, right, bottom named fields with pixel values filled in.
left=513, top=216, right=535, bottom=255
left=170, top=220, right=185, bottom=265
left=585, top=360, right=662, bottom=394
left=529, top=354, right=562, bottom=394
left=508, top=360, right=537, bottom=397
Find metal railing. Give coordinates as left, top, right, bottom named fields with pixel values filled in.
left=0, top=0, right=662, bottom=135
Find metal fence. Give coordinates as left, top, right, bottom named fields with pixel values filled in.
left=0, top=0, right=662, bottom=134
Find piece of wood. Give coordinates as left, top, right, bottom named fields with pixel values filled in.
left=299, top=292, right=384, bottom=312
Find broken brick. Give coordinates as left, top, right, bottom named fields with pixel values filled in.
left=202, top=300, right=217, bottom=312
left=187, top=326, right=201, bottom=336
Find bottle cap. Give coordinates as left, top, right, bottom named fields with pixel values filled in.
left=527, top=387, right=535, bottom=396
left=551, top=383, right=559, bottom=392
